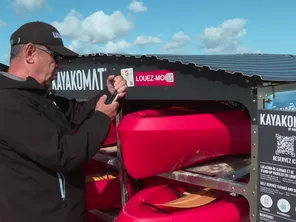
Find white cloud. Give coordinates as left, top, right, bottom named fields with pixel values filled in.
left=0, top=19, right=6, bottom=27
left=69, top=34, right=163, bottom=55
left=68, top=40, right=101, bottom=55
left=11, top=0, right=47, bottom=14
left=68, top=40, right=131, bottom=55
left=199, top=18, right=247, bottom=53
left=134, top=35, right=162, bottom=45
left=171, top=32, right=191, bottom=43
left=128, top=0, right=147, bottom=13
left=164, top=31, right=191, bottom=53
left=52, top=10, right=134, bottom=44
left=103, top=41, right=131, bottom=53
left=52, top=9, right=134, bottom=55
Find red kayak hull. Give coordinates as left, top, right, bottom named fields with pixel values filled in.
left=86, top=175, right=122, bottom=210
left=118, top=108, right=251, bottom=179
left=116, top=183, right=249, bottom=222
left=84, top=160, right=136, bottom=211
left=103, top=119, right=117, bottom=146
left=84, top=160, right=121, bottom=210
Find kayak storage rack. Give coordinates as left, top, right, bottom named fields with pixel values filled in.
left=49, top=53, right=296, bottom=221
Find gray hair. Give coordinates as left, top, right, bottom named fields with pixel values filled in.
left=10, top=44, right=25, bottom=62
left=9, top=44, right=45, bottom=63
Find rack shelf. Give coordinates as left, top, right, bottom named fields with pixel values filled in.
left=158, top=155, right=250, bottom=196
left=89, top=209, right=120, bottom=222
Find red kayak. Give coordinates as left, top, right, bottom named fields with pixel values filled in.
left=117, top=107, right=251, bottom=179
left=84, top=160, right=137, bottom=210
left=103, top=119, right=117, bottom=146
left=84, top=160, right=122, bottom=210
left=115, top=181, right=249, bottom=222
left=86, top=173, right=121, bottom=210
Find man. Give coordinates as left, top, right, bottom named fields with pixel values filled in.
left=0, top=21, right=128, bottom=222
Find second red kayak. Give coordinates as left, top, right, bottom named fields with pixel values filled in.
left=115, top=183, right=249, bottom=222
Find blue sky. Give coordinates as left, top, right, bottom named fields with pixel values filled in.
left=0, top=0, right=296, bottom=65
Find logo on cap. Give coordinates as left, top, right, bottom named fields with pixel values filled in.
left=52, top=32, right=61, bottom=39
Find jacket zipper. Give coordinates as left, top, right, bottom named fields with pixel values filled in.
left=47, top=97, right=67, bottom=201
left=57, top=172, right=66, bottom=200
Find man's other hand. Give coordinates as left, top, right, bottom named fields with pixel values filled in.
left=106, top=75, right=128, bottom=99
left=95, top=95, right=119, bottom=120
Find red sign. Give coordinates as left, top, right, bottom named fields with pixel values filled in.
left=135, top=70, right=175, bottom=86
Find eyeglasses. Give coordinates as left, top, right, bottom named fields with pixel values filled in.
left=35, top=46, right=61, bottom=61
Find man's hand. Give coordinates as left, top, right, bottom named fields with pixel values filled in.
left=106, top=75, right=128, bottom=99
left=95, top=95, right=119, bottom=120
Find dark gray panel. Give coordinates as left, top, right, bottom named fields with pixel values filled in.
left=257, top=109, right=296, bottom=221
left=51, top=53, right=258, bottom=120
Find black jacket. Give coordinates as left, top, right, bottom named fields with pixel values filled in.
left=0, top=72, right=112, bottom=222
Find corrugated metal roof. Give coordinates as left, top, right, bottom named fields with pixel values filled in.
left=144, top=54, right=296, bottom=82
left=3, top=53, right=296, bottom=82
left=78, top=53, right=296, bottom=82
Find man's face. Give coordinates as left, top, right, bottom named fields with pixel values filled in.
left=21, top=43, right=59, bottom=88
left=34, top=45, right=59, bottom=87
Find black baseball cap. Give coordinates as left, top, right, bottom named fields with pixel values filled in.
left=10, top=21, right=78, bottom=58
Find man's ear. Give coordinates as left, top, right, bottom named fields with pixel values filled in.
left=23, top=43, right=36, bottom=64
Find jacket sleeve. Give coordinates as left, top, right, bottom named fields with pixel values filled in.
left=52, top=87, right=112, bottom=129
left=0, top=97, right=111, bottom=173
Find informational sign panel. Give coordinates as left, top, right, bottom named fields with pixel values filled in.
left=258, top=109, right=296, bottom=222
left=50, top=59, right=177, bottom=101
left=50, top=62, right=122, bottom=100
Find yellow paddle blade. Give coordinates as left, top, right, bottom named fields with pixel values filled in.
left=85, top=174, right=117, bottom=182
left=155, top=188, right=218, bottom=209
